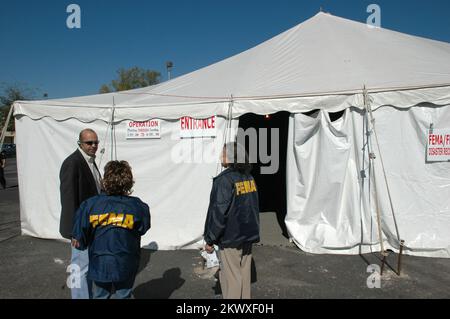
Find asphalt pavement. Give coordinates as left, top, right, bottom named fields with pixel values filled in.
left=1, top=157, right=450, bottom=299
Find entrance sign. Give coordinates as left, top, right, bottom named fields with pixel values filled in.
left=179, top=116, right=216, bottom=138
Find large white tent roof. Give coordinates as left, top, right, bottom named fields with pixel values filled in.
left=12, top=12, right=450, bottom=256
left=14, top=12, right=450, bottom=120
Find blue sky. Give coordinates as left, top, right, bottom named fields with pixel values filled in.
left=1, top=0, right=449, bottom=99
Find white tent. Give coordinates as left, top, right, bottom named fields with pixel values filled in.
left=13, top=12, right=450, bottom=256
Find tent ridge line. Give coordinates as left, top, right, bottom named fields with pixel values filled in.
left=233, top=83, right=450, bottom=99
left=13, top=83, right=450, bottom=108
left=111, top=83, right=450, bottom=103
left=365, top=82, right=450, bottom=94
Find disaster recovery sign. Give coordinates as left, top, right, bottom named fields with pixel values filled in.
left=427, top=129, right=450, bottom=161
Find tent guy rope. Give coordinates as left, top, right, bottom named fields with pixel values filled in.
left=364, top=86, right=405, bottom=275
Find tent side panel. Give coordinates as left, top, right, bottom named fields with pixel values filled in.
left=16, top=116, right=101, bottom=240
left=286, top=105, right=450, bottom=258
left=370, top=104, right=450, bottom=257
left=108, top=116, right=237, bottom=249
left=16, top=115, right=237, bottom=250
left=286, top=110, right=378, bottom=254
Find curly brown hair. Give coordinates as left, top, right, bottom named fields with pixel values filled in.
left=102, top=160, right=134, bottom=196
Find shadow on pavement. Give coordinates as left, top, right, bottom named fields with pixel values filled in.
left=137, top=242, right=158, bottom=275
left=133, top=267, right=185, bottom=299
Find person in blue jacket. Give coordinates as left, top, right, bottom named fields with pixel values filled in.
left=72, top=160, right=151, bottom=299
left=203, top=142, right=260, bottom=299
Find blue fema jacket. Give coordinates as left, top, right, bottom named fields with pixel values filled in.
left=203, top=168, right=260, bottom=248
left=72, top=194, right=151, bottom=283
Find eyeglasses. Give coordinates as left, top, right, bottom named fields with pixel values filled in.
left=81, top=140, right=100, bottom=146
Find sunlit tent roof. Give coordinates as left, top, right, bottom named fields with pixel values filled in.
left=12, top=12, right=450, bottom=257
left=14, top=12, right=450, bottom=121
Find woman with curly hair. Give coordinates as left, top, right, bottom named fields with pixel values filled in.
left=72, top=160, right=151, bottom=299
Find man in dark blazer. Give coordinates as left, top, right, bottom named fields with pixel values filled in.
left=60, top=128, right=102, bottom=299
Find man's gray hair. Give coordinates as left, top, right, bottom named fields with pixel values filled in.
left=224, top=142, right=248, bottom=164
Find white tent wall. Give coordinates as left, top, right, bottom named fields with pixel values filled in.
left=286, top=104, right=450, bottom=258
left=15, top=116, right=108, bottom=241
left=286, top=109, right=374, bottom=254
left=369, top=105, right=450, bottom=257
left=14, top=116, right=106, bottom=240
left=16, top=114, right=238, bottom=249
left=11, top=12, right=450, bottom=256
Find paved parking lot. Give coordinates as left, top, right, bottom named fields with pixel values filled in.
left=1, top=158, right=450, bottom=299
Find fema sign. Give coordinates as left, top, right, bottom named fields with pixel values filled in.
left=427, top=129, right=450, bottom=162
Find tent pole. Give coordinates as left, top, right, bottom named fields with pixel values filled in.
left=0, top=103, right=15, bottom=149
left=228, top=95, right=234, bottom=143
left=364, top=86, right=404, bottom=276
left=364, top=86, right=389, bottom=275
left=363, top=86, right=386, bottom=256
left=217, top=95, right=234, bottom=175
left=110, top=96, right=116, bottom=161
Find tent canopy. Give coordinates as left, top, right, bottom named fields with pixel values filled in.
left=13, top=12, right=450, bottom=121
left=11, top=12, right=450, bottom=257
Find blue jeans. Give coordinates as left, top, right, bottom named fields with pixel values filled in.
left=92, top=278, right=135, bottom=299
left=70, top=247, right=92, bottom=299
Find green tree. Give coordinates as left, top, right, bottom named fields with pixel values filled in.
left=0, top=85, right=36, bottom=131
left=99, top=67, right=161, bottom=93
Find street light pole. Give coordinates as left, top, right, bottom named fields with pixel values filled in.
left=166, top=61, right=173, bottom=81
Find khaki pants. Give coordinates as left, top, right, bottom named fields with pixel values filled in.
left=218, top=243, right=252, bottom=299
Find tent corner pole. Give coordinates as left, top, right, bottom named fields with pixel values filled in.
left=0, top=103, right=15, bottom=149
left=363, top=86, right=387, bottom=259
left=110, top=96, right=116, bottom=161
left=363, top=86, right=404, bottom=276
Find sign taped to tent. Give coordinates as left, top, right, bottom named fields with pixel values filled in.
left=126, top=120, right=161, bottom=139
left=179, top=116, right=216, bottom=138
left=427, top=129, right=450, bottom=161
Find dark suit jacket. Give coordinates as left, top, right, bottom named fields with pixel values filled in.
left=59, top=149, right=100, bottom=239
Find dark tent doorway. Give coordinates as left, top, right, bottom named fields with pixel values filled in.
left=237, top=111, right=290, bottom=245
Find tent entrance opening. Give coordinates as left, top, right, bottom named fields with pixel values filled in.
left=237, top=111, right=290, bottom=246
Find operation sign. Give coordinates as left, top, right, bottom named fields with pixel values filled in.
left=126, top=120, right=161, bottom=139
left=427, top=129, right=450, bottom=162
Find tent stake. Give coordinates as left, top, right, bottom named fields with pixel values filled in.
left=380, top=250, right=388, bottom=275
left=397, top=239, right=405, bottom=275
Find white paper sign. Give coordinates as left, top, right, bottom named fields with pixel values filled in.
left=179, top=116, right=216, bottom=138
left=427, top=129, right=450, bottom=162
left=126, top=120, right=161, bottom=139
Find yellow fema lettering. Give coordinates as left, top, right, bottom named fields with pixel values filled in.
left=122, top=214, right=134, bottom=229
left=89, top=213, right=134, bottom=229
left=89, top=215, right=99, bottom=228
left=107, top=213, right=124, bottom=226
left=98, top=213, right=109, bottom=225
left=235, top=180, right=257, bottom=196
